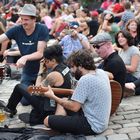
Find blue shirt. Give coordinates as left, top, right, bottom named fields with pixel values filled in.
left=59, top=34, right=88, bottom=59
left=5, top=23, right=49, bottom=76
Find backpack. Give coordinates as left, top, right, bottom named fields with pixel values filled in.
left=0, top=127, right=87, bottom=140
left=0, top=127, right=50, bottom=140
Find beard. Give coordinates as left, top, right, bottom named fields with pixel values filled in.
left=72, top=68, right=83, bottom=80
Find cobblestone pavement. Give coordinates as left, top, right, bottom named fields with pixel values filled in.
left=1, top=79, right=140, bottom=140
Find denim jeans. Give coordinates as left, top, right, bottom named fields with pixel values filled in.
left=20, top=73, right=37, bottom=105
left=20, top=73, right=36, bottom=86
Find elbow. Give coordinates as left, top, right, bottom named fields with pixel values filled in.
left=38, top=52, right=44, bottom=59
left=71, top=107, right=79, bottom=112
left=70, top=106, right=80, bottom=112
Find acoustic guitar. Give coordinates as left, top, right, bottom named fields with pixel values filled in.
left=110, top=80, right=122, bottom=115
left=27, top=80, right=122, bottom=115
left=27, top=86, right=73, bottom=96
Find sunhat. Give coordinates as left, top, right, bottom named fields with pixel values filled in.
left=18, top=4, right=36, bottom=17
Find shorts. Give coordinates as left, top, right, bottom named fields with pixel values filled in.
left=48, top=115, right=97, bottom=135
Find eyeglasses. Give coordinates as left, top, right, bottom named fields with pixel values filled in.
left=93, top=42, right=106, bottom=49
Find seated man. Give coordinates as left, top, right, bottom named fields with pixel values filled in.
left=43, top=49, right=111, bottom=135
left=4, top=45, right=71, bottom=125
left=91, top=32, right=126, bottom=99
left=59, top=21, right=90, bottom=59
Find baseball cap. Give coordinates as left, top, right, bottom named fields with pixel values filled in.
left=18, top=4, right=36, bottom=17
left=69, top=21, right=79, bottom=29
left=90, top=10, right=99, bottom=17
left=91, top=32, right=112, bottom=45
left=113, top=3, right=124, bottom=13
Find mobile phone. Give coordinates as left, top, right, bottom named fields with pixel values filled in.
left=65, top=30, right=73, bottom=35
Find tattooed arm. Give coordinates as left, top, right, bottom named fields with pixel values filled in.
left=42, top=75, right=56, bottom=87
left=41, top=71, right=64, bottom=87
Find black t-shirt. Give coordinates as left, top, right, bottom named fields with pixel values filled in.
left=99, top=51, right=126, bottom=96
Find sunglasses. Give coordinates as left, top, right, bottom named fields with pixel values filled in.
left=69, top=27, right=77, bottom=30
left=93, top=42, right=106, bottom=49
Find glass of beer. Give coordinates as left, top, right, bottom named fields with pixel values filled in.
left=0, top=108, right=6, bottom=126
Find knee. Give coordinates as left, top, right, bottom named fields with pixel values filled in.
left=44, top=116, right=50, bottom=127
left=15, top=84, right=25, bottom=92
left=14, top=84, right=21, bottom=91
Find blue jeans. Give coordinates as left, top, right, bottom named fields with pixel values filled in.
left=21, top=73, right=36, bottom=86
left=20, top=73, right=37, bottom=105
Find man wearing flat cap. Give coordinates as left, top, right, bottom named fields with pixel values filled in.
left=92, top=32, right=126, bottom=99
left=0, top=4, right=49, bottom=104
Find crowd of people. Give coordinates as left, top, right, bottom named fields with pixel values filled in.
left=0, top=0, right=140, bottom=137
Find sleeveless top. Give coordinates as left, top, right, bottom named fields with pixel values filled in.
left=53, top=63, right=71, bottom=89
left=44, top=63, right=71, bottom=111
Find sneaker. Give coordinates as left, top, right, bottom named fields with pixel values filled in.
left=4, top=107, right=17, bottom=118
left=19, top=112, right=44, bottom=126
left=123, top=87, right=135, bottom=98
left=18, top=113, right=30, bottom=124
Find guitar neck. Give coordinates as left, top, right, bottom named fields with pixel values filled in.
left=27, top=86, right=74, bottom=95
left=47, top=87, right=73, bottom=95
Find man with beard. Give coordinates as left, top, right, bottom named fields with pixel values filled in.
left=0, top=4, right=49, bottom=105
left=59, top=21, right=90, bottom=59
left=43, top=49, right=112, bottom=135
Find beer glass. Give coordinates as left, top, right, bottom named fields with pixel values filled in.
left=0, top=108, right=6, bottom=126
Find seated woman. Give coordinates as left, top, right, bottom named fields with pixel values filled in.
left=4, top=45, right=72, bottom=125
left=115, top=30, right=140, bottom=85
left=125, top=19, right=140, bottom=47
